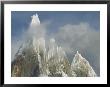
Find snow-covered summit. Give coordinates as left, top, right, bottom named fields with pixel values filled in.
left=71, top=51, right=97, bottom=77
left=30, top=13, right=40, bottom=27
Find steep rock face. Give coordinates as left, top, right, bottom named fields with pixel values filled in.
left=11, top=43, right=40, bottom=77
left=71, top=51, right=97, bottom=77
left=11, top=37, right=74, bottom=77
left=11, top=38, right=97, bottom=77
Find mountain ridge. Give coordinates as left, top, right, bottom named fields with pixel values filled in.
left=11, top=37, right=97, bottom=77
left=11, top=13, right=97, bottom=77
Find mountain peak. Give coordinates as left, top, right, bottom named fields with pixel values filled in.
left=71, top=51, right=97, bottom=77
left=30, top=13, right=40, bottom=27
left=76, top=51, right=79, bottom=54
left=73, top=51, right=83, bottom=63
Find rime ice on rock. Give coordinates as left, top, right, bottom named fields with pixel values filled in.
left=30, top=13, right=40, bottom=27
left=71, top=51, right=97, bottom=77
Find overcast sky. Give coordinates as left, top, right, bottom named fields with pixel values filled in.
left=11, top=11, right=100, bottom=76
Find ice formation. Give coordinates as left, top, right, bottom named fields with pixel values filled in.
left=30, top=13, right=40, bottom=27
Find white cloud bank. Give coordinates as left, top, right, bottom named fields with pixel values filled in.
left=52, top=23, right=100, bottom=75
left=53, top=23, right=99, bottom=55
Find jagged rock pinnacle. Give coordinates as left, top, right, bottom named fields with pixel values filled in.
left=77, top=51, right=79, bottom=54
left=71, top=51, right=97, bottom=77
left=30, top=13, right=40, bottom=27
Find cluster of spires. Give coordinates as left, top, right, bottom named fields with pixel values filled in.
left=11, top=13, right=97, bottom=77
left=12, top=36, right=97, bottom=77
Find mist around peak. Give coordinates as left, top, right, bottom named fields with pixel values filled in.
left=11, top=12, right=99, bottom=77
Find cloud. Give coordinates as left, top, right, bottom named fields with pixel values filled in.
left=51, top=22, right=100, bottom=76
left=11, top=16, right=49, bottom=61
